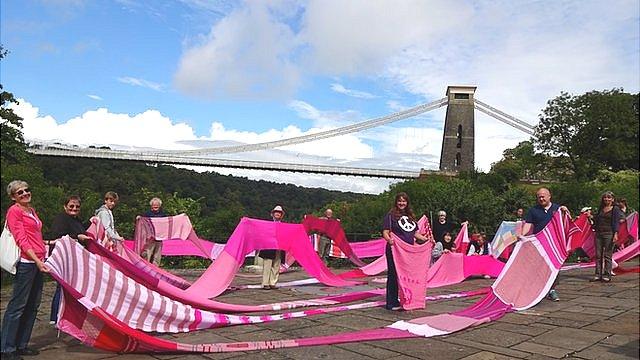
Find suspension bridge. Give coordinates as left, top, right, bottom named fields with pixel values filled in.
left=27, top=86, right=535, bottom=179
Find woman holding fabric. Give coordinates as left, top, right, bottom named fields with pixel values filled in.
left=1, top=180, right=50, bottom=360
left=382, top=192, right=431, bottom=310
left=47, top=195, right=91, bottom=324
left=590, top=191, right=624, bottom=282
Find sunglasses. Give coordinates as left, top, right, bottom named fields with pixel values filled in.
left=16, top=188, right=31, bottom=196
left=67, top=205, right=81, bottom=209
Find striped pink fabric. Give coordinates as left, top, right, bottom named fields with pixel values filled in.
left=48, top=211, right=615, bottom=354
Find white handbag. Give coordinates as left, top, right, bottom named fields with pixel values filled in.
left=0, top=222, right=21, bottom=274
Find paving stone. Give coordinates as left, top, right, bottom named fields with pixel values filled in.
left=512, top=342, right=572, bottom=358
left=570, top=296, right=636, bottom=309
left=561, top=305, right=624, bottom=318
left=335, top=342, right=402, bottom=359
left=582, top=312, right=640, bottom=335
left=530, top=327, right=609, bottom=351
left=600, top=334, right=639, bottom=346
left=572, top=343, right=639, bottom=360
left=535, top=316, right=594, bottom=328
left=276, top=344, right=378, bottom=359
left=458, top=351, right=513, bottom=360
left=318, top=313, right=390, bottom=330
left=455, top=327, right=531, bottom=347
left=372, top=338, right=477, bottom=359
left=440, top=337, right=530, bottom=359
left=490, top=322, right=550, bottom=336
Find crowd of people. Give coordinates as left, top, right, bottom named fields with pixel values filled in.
left=0, top=178, right=634, bottom=358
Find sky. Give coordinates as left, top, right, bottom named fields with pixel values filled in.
left=1, top=0, right=638, bottom=194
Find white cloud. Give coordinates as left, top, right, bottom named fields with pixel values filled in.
left=330, top=83, right=377, bottom=99
left=174, top=2, right=301, bottom=99
left=12, top=99, right=196, bottom=149
left=300, top=0, right=469, bottom=75
left=117, top=76, right=165, bottom=92
left=87, top=94, right=103, bottom=101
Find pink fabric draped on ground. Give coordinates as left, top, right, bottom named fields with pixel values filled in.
left=391, top=234, right=432, bottom=310
left=49, top=237, right=433, bottom=334
left=426, top=253, right=505, bottom=288
left=185, top=217, right=362, bottom=299
left=47, top=234, right=488, bottom=353
left=50, top=211, right=639, bottom=354
left=87, top=217, right=370, bottom=312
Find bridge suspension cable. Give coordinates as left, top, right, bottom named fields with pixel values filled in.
left=473, top=98, right=535, bottom=135
left=145, top=97, right=448, bottom=156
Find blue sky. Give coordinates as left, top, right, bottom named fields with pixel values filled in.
left=2, top=0, right=639, bottom=193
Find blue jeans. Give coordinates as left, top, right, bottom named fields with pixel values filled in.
left=50, top=283, right=61, bottom=323
left=1, top=262, right=44, bottom=353
left=385, top=244, right=400, bottom=309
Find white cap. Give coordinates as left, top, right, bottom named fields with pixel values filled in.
left=271, top=205, right=284, bottom=214
left=580, top=207, right=592, bottom=213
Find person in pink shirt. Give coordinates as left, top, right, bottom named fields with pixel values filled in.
left=1, top=180, right=52, bottom=360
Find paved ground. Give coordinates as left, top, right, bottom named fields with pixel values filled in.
left=1, top=259, right=638, bottom=360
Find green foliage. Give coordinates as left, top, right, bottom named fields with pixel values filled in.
left=535, top=89, right=639, bottom=180
left=0, top=47, right=28, bottom=165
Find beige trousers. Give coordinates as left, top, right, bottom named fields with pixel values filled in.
left=261, top=251, right=281, bottom=287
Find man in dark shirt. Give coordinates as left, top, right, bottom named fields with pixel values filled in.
left=520, top=187, right=569, bottom=302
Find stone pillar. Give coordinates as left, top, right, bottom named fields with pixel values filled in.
left=439, top=85, right=476, bottom=172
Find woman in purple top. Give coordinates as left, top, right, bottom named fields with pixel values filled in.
left=382, top=192, right=430, bottom=310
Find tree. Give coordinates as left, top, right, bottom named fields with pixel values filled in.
left=0, top=46, right=28, bottom=164
left=535, top=89, right=639, bottom=180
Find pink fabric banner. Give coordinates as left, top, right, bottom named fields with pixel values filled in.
left=616, top=211, right=639, bottom=246
left=454, top=222, right=469, bottom=252
left=391, top=235, right=432, bottom=310
left=184, top=217, right=362, bottom=299
left=49, top=211, right=640, bottom=354
left=302, top=215, right=365, bottom=266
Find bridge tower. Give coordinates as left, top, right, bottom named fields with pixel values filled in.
left=439, top=85, right=476, bottom=172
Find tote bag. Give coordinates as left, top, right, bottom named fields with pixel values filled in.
left=1, top=222, right=21, bottom=274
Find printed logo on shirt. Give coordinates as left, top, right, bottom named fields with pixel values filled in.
left=397, top=216, right=416, bottom=232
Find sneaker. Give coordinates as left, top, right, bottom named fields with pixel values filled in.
left=262, top=285, right=270, bottom=290
left=49, top=320, right=56, bottom=325
left=602, top=276, right=611, bottom=283
left=17, top=347, right=40, bottom=356
left=590, top=276, right=601, bottom=282
left=547, top=290, right=560, bottom=302
left=391, top=306, right=403, bottom=311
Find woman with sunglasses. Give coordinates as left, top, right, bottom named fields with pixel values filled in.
left=47, top=195, right=91, bottom=324
left=1, top=180, right=50, bottom=360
